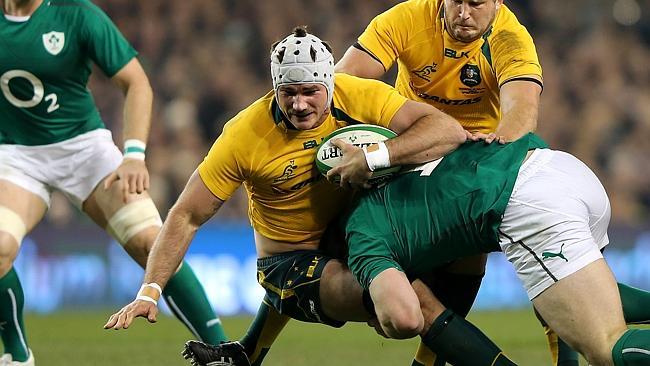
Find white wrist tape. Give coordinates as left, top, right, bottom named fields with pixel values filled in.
left=362, top=142, right=391, bottom=171
left=136, top=295, right=158, bottom=305
left=123, top=139, right=146, bottom=160
left=136, top=282, right=162, bottom=305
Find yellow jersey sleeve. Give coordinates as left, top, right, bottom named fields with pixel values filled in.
left=489, top=7, right=543, bottom=86
left=358, top=0, right=436, bottom=71
left=197, top=118, right=246, bottom=202
left=333, top=73, right=408, bottom=128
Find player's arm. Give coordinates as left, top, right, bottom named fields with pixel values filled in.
left=103, top=58, right=154, bottom=199
left=492, top=78, right=542, bottom=142
left=329, top=101, right=466, bottom=187
left=104, top=170, right=224, bottom=330
left=386, top=100, right=467, bottom=165
left=335, top=45, right=386, bottom=79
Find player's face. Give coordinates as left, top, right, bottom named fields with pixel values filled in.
left=276, top=84, right=330, bottom=130
left=444, top=0, right=501, bottom=43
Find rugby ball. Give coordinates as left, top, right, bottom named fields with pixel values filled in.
left=315, top=124, right=401, bottom=185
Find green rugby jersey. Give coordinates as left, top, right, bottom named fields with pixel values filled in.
left=346, top=133, right=548, bottom=285
left=0, top=0, right=137, bottom=145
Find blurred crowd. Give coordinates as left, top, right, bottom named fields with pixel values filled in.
left=47, top=0, right=650, bottom=227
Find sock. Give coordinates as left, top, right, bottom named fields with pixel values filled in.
left=421, top=309, right=517, bottom=366
left=612, top=328, right=650, bottom=365
left=0, top=268, right=29, bottom=362
left=240, top=299, right=290, bottom=366
left=543, top=325, right=579, bottom=366
left=162, top=261, right=227, bottom=344
left=618, top=283, right=650, bottom=324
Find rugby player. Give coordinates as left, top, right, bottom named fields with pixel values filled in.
left=344, top=132, right=650, bottom=366
left=0, top=1, right=226, bottom=364
left=105, top=27, right=518, bottom=366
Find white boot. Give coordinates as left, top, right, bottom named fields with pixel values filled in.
left=0, top=350, right=33, bottom=366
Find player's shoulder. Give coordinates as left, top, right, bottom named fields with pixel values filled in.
left=491, top=4, right=529, bottom=35
left=334, top=73, right=393, bottom=93
left=222, top=91, right=276, bottom=136
left=379, top=0, right=439, bottom=26
left=45, top=0, right=107, bottom=20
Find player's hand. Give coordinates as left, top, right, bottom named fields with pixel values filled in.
left=103, top=299, right=158, bottom=330
left=326, top=139, right=372, bottom=190
left=103, top=159, right=150, bottom=202
left=470, top=132, right=506, bottom=145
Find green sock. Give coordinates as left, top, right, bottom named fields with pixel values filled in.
left=162, top=262, right=227, bottom=345
left=421, top=309, right=517, bottom=366
left=556, top=337, right=579, bottom=366
left=0, top=268, right=29, bottom=362
left=240, top=299, right=290, bottom=366
left=612, top=328, right=650, bottom=365
left=618, top=283, right=650, bottom=324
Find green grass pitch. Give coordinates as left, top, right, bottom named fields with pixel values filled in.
left=23, top=309, right=643, bottom=365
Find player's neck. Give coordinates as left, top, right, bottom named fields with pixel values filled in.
left=2, top=0, right=42, bottom=17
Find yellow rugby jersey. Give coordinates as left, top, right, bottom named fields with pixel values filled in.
left=198, top=73, right=408, bottom=245
left=357, top=0, right=542, bottom=133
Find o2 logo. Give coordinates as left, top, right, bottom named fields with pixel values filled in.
left=1, top=69, right=60, bottom=113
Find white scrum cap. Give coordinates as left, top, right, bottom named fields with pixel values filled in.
left=270, top=28, right=335, bottom=106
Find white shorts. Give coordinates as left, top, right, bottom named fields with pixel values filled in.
left=0, top=129, right=122, bottom=208
left=498, top=149, right=610, bottom=300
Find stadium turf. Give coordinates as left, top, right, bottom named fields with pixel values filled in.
left=24, top=309, right=643, bottom=365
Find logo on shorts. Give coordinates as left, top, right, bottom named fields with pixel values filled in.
left=0, top=321, right=5, bottom=330
left=42, top=31, right=65, bottom=55
left=542, top=243, right=568, bottom=262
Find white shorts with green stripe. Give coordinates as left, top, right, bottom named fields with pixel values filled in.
left=0, top=129, right=121, bottom=208
left=498, top=149, right=611, bottom=300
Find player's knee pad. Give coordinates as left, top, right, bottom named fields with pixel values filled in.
left=0, top=206, right=27, bottom=246
left=106, top=198, right=162, bottom=245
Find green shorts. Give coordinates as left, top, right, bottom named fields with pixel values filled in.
left=257, top=250, right=345, bottom=328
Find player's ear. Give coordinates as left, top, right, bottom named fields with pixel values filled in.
left=495, top=0, right=502, bottom=11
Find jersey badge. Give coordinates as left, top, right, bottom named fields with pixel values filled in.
left=273, top=160, right=298, bottom=183
left=42, top=31, right=65, bottom=56
left=413, top=64, right=438, bottom=82
left=460, top=64, right=481, bottom=87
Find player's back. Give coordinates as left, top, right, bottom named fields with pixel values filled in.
left=348, top=133, right=548, bottom=276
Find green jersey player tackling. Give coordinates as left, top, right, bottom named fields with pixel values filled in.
left=0, top=1, right=226, bottom=364
left=345, top=134, right=650, bottom=366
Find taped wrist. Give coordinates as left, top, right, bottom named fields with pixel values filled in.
left=362, top=142, right=390, bottom=171
left=136, top=282, right=162, bottom=305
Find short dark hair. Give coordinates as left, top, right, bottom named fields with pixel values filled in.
left=270, top=26, right=333, bottom=63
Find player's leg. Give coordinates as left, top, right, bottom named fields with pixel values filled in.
left=84, top=185, right=227, bottom=344
left=532, top=259, right=634, bottom=365
left=70, top=131, right=226, bottom=344
left=366, top=267, right=516, bottom=366
left=413, top=254, right=487, bottom=366
left=533, top=307, right=579, bottom=366
left=500, top=149, right=650, bottom=365
left=0, top=180, right=47, bottom=364
left=182, top=301, right=288, bottom=366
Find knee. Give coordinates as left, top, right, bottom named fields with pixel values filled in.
left=0, top=233, right=20, bottom=275
left=378, top=306, right=424, bottom=339
left=577, top=327, right=626, bottom=366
